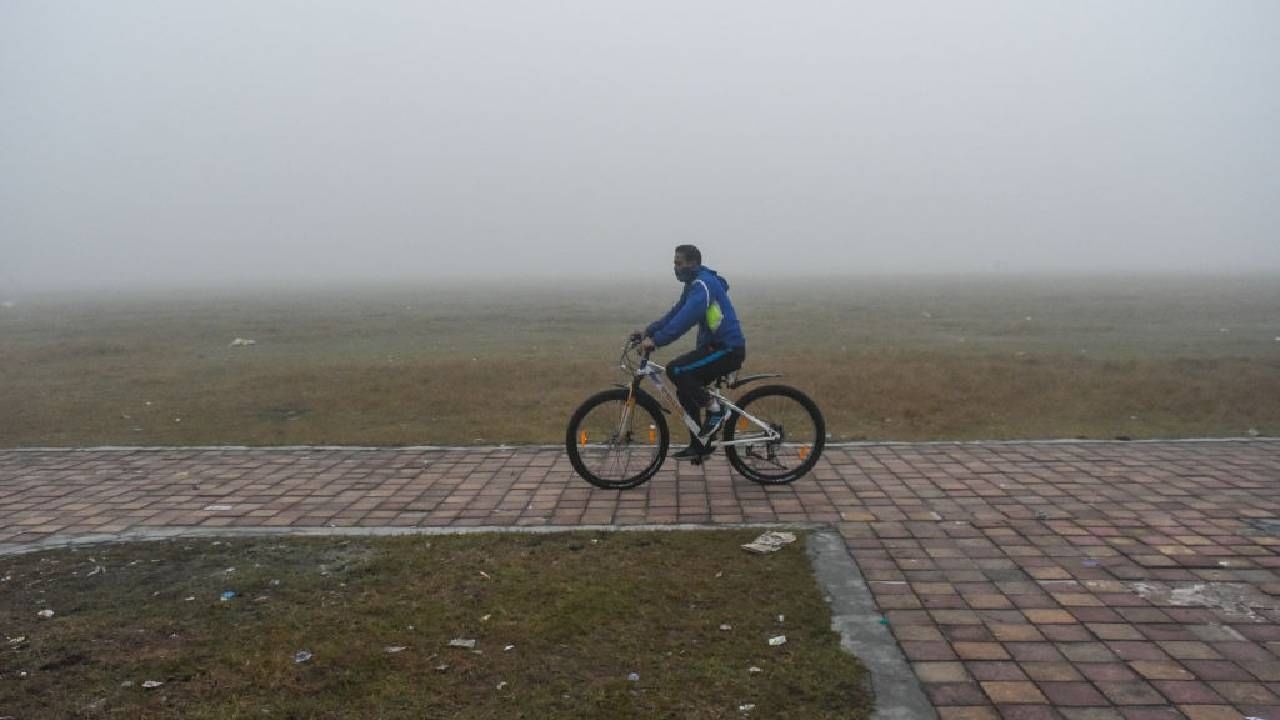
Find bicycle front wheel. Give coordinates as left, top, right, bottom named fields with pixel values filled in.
left=723, top=384, right=825, bottom=484
left=566, top=388, right=669, bottom=489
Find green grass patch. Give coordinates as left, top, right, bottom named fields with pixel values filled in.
left=0, top=530, right=871, bottom=719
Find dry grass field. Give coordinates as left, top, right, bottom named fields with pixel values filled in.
left=2, top=274, right=1277, bottom=447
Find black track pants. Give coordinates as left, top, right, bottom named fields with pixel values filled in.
left=665, top=345, right=746, bottom=429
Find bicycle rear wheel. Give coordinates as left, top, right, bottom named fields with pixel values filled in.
left=566, top=388, right=669, bottom=489
left=723, top=384, right=825, bottom=484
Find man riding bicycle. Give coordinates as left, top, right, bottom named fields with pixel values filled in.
left=633, top=245, right=746, bottom=460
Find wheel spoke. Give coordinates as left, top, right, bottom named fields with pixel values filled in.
left=569, top=393, right=664, bottom=488
left=726, top=387, right=823, bottom=484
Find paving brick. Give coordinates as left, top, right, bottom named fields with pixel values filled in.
left=926, top=682, right=990, bottom=705
left=1149, top=680, right=1224, bottom=704
left=1021, top=662, right=1084, bottom=682
left=1155, top=641, right=1222, bottom=661
left=1077, top=663, right=1142, bottom=683
left=955, top=642, right=1013, bottom=661
left=916, top=662, right=971, bottom=683
left=1108, top=642, right=1172, bottom=662
left=1088, top=624, right=1146, bottom=641
left=1059, top=642, right=1120, bottom=663
left=1206, top=680, right=1280, bottom=705
left=1026, top=609, right=1080, bottom=624
left=1180, top=659, right=1256, bottom=681
left=1037, top=682, right=1108, bottom=706
left=1052, top=593, right=1104, bottom=607
left=992, top=624, right=1047, bottom=642
left=982, top=681, right=1049, bottom=704
left=1008, top=643, right=1068, bottom=662
left=967, top=661, right=1029, bottom=681
left=1070, top=607, right=1125, bottom=623
left=936, top=610, right=986, bottom=625
left=1094, top=681, right=1166, bottom=705
left=1128, top=660, right=1194, bottom=681
left=947, top=625, right=1000, bottom=642
left=1115, top=608, right=1174, bottom=624
left=1188, top=625, right=1247, bottom=643
left=896, top=625, right=947, bottom=642
left=904, top=641, right=960, bottom=661
left=1028, top=567, right=1073, bottom=581
left=969, top=594, right=1017, bottom=609
left=1042, top=625, right=1095, bottom=642
left=1211, top=641, right=1273, bottom=662
left=1240, top=659, right=1280, bottom=681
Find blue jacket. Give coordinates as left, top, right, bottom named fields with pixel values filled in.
left=646, top=266, right=746, bottom=350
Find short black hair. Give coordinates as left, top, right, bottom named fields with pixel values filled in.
left=675, top=244, right=701, bottom=264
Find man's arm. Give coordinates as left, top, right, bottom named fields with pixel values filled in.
left=650, top=281, right=709, bottom=347
left=644, top=295, right=684, bottom=339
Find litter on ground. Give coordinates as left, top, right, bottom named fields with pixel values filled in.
left=741, top=531, right=797, bottom=554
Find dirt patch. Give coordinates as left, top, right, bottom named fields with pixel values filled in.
left=1126, top=581, right=1279, bottom=622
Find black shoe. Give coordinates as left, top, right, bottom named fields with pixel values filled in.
left=698, top=408, right=727, bottom=443
left=672, top=443, right=713, bottom=460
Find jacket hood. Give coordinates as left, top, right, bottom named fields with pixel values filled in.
left=696, top=265, right=729, bottom=292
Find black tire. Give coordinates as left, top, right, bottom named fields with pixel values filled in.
left=723, top=384, right=825, bottom=484
left=566, top=388, right=669, bottom=489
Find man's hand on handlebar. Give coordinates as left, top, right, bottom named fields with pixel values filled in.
left=626, top=330, right=655, bottom=355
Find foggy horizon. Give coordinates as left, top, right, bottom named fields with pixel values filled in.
left=4, top=1, right=1279, bottom=294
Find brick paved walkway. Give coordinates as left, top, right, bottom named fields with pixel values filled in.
left=4, top=440, right=1280, bottom=719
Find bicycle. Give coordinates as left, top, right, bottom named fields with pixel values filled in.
left=565, top=337, right=826, bottom=489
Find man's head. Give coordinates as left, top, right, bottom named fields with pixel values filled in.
left=673, top=244, right=701, bottom=283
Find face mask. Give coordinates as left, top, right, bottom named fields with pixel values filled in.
left=675, top=266, right=696, bottom=283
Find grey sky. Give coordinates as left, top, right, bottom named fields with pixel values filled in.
left=3, top=0, right=1278, bottom=292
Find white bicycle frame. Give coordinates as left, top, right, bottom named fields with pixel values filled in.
left=625, top=353, right=782, bottom=448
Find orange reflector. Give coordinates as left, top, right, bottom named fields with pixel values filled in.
left=799, top=446, right=810, bottom=460
left=648, top=425, right=656, bottom=444
left=579, top=431, right=588, bottom=446
left=737, top=417, right=749, bottom=430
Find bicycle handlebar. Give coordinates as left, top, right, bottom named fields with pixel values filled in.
left=619, top=336, right=652, bottom=373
